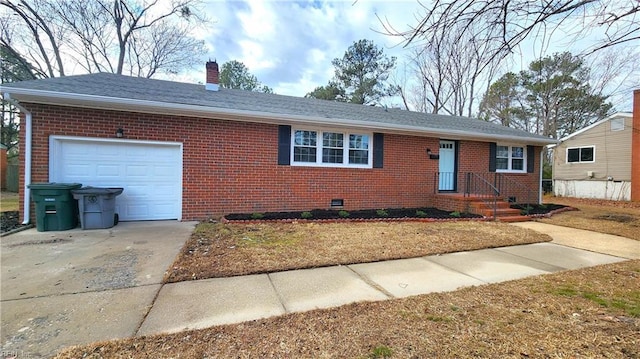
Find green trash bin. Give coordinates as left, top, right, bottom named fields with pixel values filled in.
left=28, top=182, right=82, bottom=232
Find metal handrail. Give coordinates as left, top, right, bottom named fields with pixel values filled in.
left=465, top=172, right=500, bottom=219
left=497, top=174, right=537, bottom=215
left=434, top=171, right=538, bottom=218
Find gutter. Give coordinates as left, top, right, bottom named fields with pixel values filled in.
left=3, top=93, right=32, bottom=224
left=3, top=87, right=558, bottom=146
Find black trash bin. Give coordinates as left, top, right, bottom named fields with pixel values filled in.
left=28, top=182, right=82, bottom=232
left=71, top=187, right=124, bottom=229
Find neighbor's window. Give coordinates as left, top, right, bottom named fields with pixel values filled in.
left=496, top=145, right=526, bottom=172
left=292, top=129, right=371, bottom=167
left=610, top=118, right=624, bottom=131
left=567, top=146, right=594, bottom=163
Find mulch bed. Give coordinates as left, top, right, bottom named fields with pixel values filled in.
left=223, top=204, right=570, bottom=222
left=224, top=207, right=481, bottom=221
left=1, top=211, right=25, bottom=234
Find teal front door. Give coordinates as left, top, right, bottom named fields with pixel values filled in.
left=438, top=140, right=456, bottom=191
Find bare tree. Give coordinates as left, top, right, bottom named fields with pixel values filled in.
left=401, top=20, right=506, bottom=116
left=1, top=0, right=67, bottom=77
left=0, top=0, right=206, bottom=78
left=584, top=47, right=640, bottom=109
left=383, top=0, right=639, bottom=54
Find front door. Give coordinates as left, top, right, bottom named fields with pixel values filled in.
left=438, top=140, right=456, bottom=191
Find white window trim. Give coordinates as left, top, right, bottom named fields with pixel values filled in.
left=290, top=127, right=373, bottom=168
left=496, top=144, right=527, bottom=173
left=566, top=145, right=595, bottom=164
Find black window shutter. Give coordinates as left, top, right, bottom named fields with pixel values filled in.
left=489, top=142, right=497, bottom=172
left=527, top=145, right=535, bottom=173
left=373, top=133, right=384, bottom=168
left=277, top=125, right=291, bottom=165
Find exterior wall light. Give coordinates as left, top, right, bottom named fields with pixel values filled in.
left=116, top=128, right=124, bottom=138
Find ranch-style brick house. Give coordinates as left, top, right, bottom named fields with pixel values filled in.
left=2, top=62, right=555, bottom=223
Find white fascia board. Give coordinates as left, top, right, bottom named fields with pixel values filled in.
left=4, top=87, right=556, bottom=146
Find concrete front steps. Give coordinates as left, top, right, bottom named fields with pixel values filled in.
left=469, top=199, right=530, bottom=222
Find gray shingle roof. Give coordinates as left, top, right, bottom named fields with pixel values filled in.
left=1, top=72, right=554, bottom=144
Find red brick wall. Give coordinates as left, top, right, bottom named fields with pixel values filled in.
left=456, top=141, right=540, bottom=203
left=18, top=103, right=542, bottom=220
left=430, top=141, right=542, bottom=212
left=632, top=90, right=640, bottom=201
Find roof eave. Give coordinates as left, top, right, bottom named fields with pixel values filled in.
left=2, top=87, right=557, bottom=145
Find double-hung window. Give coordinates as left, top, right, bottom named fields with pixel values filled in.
left=567, top=146, right=594, bottom=163
left=292, top=129, right=372, bottom=168
left=496, top=144, right=526, bottom=173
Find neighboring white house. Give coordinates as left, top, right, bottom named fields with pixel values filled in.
left=551, top=112, right=633, bottom=201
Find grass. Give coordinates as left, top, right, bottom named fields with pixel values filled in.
left=540, top=196, right=640, bottom=240
left=0, top=191, right=19, bottom=212
left=54, top=260, right=640, bottom=358
left=164, top=221, right=552, bottom=282
left=50, top=199, right=640, bottom=357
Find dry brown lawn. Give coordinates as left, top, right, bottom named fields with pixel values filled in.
left=0, top=191, right=19, bottom=212
left=56, top=259, right=640, bottom=359
left=164, top=221, right=551, bottom=282
left=541, top=196, right=640, bottom=241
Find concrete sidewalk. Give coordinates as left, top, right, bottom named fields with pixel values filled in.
left=513, top=221, right=640, bottom=259
left=137, top=240, right=627, bottom=336
left=2, top=220, right=637, bottom=358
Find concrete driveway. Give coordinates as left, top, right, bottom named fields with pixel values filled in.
left=1, top=220, right=196, bottom=358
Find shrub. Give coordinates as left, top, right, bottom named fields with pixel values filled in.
left=449, top=211, right=461, bottom=218
left=376, top=209, right=389, bottom=217
left=369, top=345, right=393, bottom=358
left=415, top=210, right=428, bottom=217
left=251, top=212, right=264, bottom=220
left=338, top=210, right=350, bottom=218
left=301, top=211, right=313, bottom=219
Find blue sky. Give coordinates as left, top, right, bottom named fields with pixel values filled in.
left=181, top=0, right=638, bottom=111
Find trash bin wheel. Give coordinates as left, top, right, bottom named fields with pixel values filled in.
left=114, top=213, right=119, bottom=226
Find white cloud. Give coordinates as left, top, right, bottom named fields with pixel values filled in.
left=179, top=0, right=637, bottom=109
left=185, top=0, right=421, bottom=96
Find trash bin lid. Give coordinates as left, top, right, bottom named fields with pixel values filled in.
left=28, top=182, right=82, bottom=190
left=71, top=187, right=124, bottom=196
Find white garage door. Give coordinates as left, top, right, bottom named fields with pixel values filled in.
left=49, top=136, right=182, bottom=221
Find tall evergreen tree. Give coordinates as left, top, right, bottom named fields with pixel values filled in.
left=479, top=52, right=612, bottom=139
left=306, top=39, right=397, bottom=105
left=1, top=43, right=39, bottom=159
left=219, top=60, right=273, bottom=93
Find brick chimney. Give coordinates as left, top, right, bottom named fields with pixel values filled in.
left=632, top=89, right=640, bottom=201
left=205, top=60, right=219, bottom=91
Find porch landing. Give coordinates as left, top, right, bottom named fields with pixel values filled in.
left=431, top=193, right=530, bottom=222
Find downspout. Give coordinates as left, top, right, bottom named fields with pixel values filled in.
left=4, top=93, right=32, bottom=224
left=539, top=148, right=544, bottom=204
